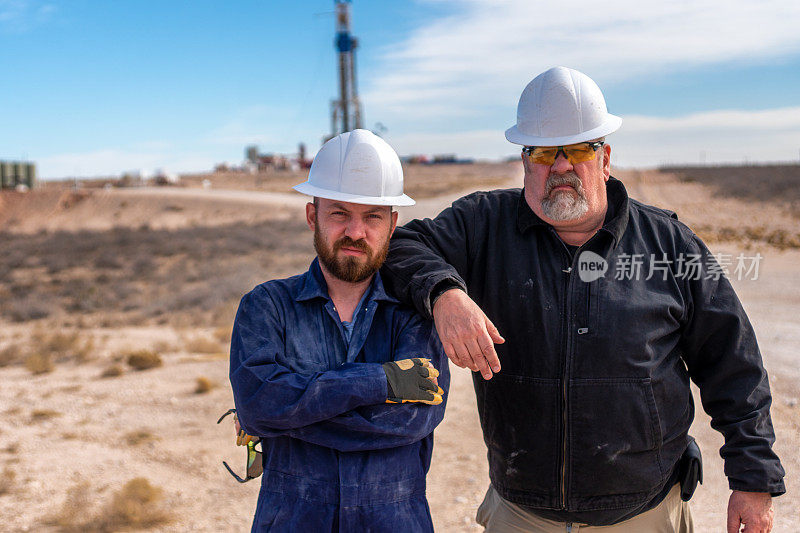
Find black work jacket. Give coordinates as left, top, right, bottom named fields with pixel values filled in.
left=381, top=178, right=785, bottom=525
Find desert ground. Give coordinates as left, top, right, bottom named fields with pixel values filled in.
left=1, top=162, right=798, bottom=532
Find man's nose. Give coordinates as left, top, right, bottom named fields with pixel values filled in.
left=550, top=151, right=573, bottom=174
left=345, top=217, right=367, bottom=240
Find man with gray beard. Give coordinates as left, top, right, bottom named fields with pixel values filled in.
left=381, top=67, right=784, bottom=531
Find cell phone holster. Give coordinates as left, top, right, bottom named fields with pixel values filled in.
left=678, top=437, right=703, bottom=501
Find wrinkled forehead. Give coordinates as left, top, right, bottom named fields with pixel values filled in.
left=315, top=197, right=393, bottom=214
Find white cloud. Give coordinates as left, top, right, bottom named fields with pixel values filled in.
left=613, top=106, right=800, bottom=167
left=0, top=0, right=55, bottom=33
left=361, top=0, right=800, bottom=166
left=365, top=0, right=800, bottom=124
left=38, top=148, right=217, bottom=179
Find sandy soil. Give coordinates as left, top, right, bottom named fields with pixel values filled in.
left=0, top=164, right=798, bottom=532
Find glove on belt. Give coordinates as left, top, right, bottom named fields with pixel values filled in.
left=382, top=358, right=443, bottom=405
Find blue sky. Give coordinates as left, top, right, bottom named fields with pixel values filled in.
left=2, top=0, right=800, bottom=179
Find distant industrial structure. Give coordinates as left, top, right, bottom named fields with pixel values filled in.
left=237, top=1, right=364, bottom=171
left=244, top=143, right=311, bottom=172
left=330, top=0, right=362, bottom=138
left=0, top=161, right=36, bottom=190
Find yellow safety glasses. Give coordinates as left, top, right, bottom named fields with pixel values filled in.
left=523, top=141, right=604, bottom=165
left=217, top=408, right=263, bottom=483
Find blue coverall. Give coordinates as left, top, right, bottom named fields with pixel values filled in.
left=230, top=259, right=450, bottom=532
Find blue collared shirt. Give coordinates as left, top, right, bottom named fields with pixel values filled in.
left=338, top=283, right=372, bottom=348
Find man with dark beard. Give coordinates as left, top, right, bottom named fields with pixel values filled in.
left=229, top=129, right=449, bottom=532
left=381, top=67, right=784, bottom=531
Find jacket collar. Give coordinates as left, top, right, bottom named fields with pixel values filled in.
left=295, top=257, right=400, bottom=304
left=516, top=176, right=630, bottom=247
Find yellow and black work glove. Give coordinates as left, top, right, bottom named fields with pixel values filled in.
left=382, top=358, right=443, bottom=405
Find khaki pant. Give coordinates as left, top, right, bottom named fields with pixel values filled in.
left=476, top=484, right=693, bottom=532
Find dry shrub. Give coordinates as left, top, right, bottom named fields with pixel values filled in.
left=151, top=340, right=177, bottom=353
left=194, top=376, right=216, bottom=394
left=696, top=223, right=800, bottom=250
left=94, top=250, right=124, bottom=270
left=8, top=297, right=54, bottom=322
left=25, top=352, right=54, bottom=374
left=124, top=430, right=157, bottom=446
left=31, top=409, right=61, bottom=422
left=213, top=326, right=232, bottom=345
left=28, top=330, right=95, bottom=364
left=0, top=467, right=15, bottom=495
left=58, top=190, right=91, bottom=209
left=2, top=442, right=19, bottom=454
left=50, top=478, right=171, bottom=532
left=126, top=350, right=162, bottom=371
left=98, top=478, right=171, bottom=530
left=0, top=344, right=23, bottom=367
left=49, top=480, right=92, bottom=530
left=100, top=364, right=124, bottom=378
left=73, top=337, right=95, bottom=363
left=212, top=300, right=241, bottom=328
left=1, top=217, right=313, bottom=328
left=184, top=335, right=222, bottom=354
left=34, top=330, right=78, bottom=352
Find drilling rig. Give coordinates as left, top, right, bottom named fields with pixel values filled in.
left=330, top=0, right=363, bottom=138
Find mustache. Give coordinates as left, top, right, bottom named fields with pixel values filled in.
left=544, top=172, right=584, bottom=196
left=334, top=237, right=371, bottom=254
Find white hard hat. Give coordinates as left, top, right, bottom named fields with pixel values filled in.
left=505, top=66, right=622, bottom=146
left=293, top=129, right=415, bottom=206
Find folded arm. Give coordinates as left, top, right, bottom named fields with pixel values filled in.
left=229, top=286, right=388, bottom=434
left=254, top=313, right=451, bottom=452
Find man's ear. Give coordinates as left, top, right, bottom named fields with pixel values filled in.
left=305, top=202, right=316, bottom=231
left=602, top=144, right=612, bottom=180
left=389, top=210, right=399, bottom=236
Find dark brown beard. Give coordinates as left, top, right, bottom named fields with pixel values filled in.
left=314, top=226, right=390, bottom=283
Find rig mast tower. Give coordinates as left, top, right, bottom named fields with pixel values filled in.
left=330, top=0, right=363, bottom=137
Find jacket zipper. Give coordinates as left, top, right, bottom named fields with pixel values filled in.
left=560, top=269, right=569, bottom=511
left=553, top=229, right=582, bottom=510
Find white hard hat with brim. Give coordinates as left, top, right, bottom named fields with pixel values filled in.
left=505, top=66, right=622, bottom=147
left=293, top=181, right=415, bottom=206
left=293, top=129, right=415, bottom=207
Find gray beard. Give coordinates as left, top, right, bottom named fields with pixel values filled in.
left=541, top=172, right=589, bottom=221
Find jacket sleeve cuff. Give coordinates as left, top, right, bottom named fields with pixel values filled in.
left=728, top=479, right=786, bottom=497
left=338, top=362, right=389, bottom=405
left=420, top=275, right=467, bottom=319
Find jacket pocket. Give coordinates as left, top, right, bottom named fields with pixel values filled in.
left=477, top=373, right=561, bottom=496
left=569, top=378, right=665, bottom=498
